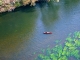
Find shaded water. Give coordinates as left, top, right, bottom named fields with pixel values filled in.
left=0, top=0, right=80, bottom=60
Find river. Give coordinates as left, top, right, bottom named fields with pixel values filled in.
left=0, top=0, right=80, bottom=60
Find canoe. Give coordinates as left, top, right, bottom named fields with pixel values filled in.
left=43, top=32, right=52, bottom=34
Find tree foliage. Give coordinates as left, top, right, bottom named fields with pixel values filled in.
left=35, top=31, right=80, bottom=60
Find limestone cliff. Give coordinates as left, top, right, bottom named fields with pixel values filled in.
left=0, top=0, right=59, bottom=13
left=0, top=0, right=38, bottom=13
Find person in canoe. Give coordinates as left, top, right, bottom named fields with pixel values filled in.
left=43, top=32, right=52, bottom=34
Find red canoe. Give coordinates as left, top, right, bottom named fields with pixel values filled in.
left=43, top=32, right=52, bottom=34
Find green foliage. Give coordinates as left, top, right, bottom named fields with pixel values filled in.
left=14, top=2, right=21, bottom=7
left=74, top=40, right=80, bottom=46
left=73, top=31, right=80, bottom=38
left=65, top=42, right=74, bottom=47
left=58, top=56, right=68, bottom=60
left=50, top=53, right=57, bottom=60
left=0, top=0, right=2, bottom=5
left=35, top=31, right=80, bottom=60
left=66, top=36, right=73, bottom=42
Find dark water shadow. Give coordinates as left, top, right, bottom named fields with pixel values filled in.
left=15, top=5, right=36, bottom=12
left=37, top=2, right=59, bottom=28
left=0, top=5, right=36, bottom=17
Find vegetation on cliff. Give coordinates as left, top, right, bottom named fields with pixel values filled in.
left=0, top=0, right=59, bottom=13
left=0, top=0, right=38, bottom=13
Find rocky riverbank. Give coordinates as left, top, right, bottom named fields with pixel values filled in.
left=0, top=0, right=38, bottom=13
left=0, top=0, right=59, bottom=13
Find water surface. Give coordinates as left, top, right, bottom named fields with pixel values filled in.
left=0, top=0, right=80, bottom=60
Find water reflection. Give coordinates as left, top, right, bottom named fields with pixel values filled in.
left=37, top=2, right=59, bottom=30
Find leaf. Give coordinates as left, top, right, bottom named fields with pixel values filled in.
left=78, top=33, right=80, bottom=38
left=66, top=36, right=73, bottom=42
left=71, top=50, right=79, bottom=58
left=74, top=31, right=80, bottom=38
left=52, top=47, right=58, bottom=52
left=74, top=40, right=80, bottom=46
left=57, top=45, right=63, bottom=57
left=44, top=56, right=50, bottom=60
left=65, top=42, right=74, bottom=47
left=62, top=50, right=67, bottom=56
left=66, top=51, right=70, bottom=56
left=38, top=54, right=44, bottom=59
left=63, top=46, right=68, bottom=51
left=58, top=56, right=68, bottom=60
left=69, top=46, right=77, bottom=50
left=50, top=53, right=57, bottom=60
left=46, top=48, right=51, bottom=55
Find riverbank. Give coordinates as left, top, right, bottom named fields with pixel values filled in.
left=0, top=0, right=60, bottom=13
left=0, top=0, right=38, bottom=13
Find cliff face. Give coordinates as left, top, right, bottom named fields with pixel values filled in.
left=0, top=0, right=60, bottom=13
left=0, top=0, right=38, bottom=13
